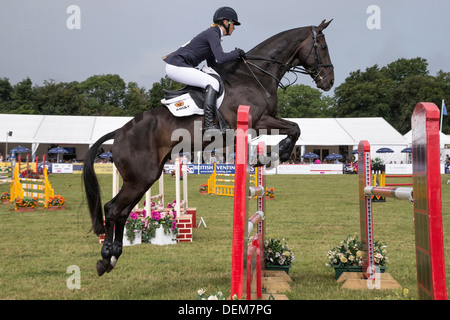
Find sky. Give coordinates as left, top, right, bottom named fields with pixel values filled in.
left=1, top=0, right=449, bottom=96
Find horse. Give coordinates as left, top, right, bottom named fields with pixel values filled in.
left=83, top=19, right=334, bottom=276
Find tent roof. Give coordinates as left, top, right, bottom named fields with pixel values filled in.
left=0, top=114, right=132, bottom=145
left=253, top=117, right=407, bottom=146
left=0, top=113, right=408, bottom=147
left=403, top=130, right=450, bottom=146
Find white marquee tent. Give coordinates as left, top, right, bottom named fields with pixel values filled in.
left=2, top=113, right=446, bottom=163
left=0, top=114, right=132, bottom=160
left=252, top=117, right=411, bottom=163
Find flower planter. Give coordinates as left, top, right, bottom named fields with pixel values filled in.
left=265, top=263, right=291, bottom=274
left=332, top=265, right=387, bottom=280
left=199, top=191, right=208, bottom=195
left=15, top=207, right=36, bottom=213
left=123, top=229, right=142, bottom=246
left=265, top=196, right=274, bottom=200
left=150, top=225, right=176, bottom=246
left=2, top=199, right=11, bottom=205
left=46, top=206, right=66, bottom=211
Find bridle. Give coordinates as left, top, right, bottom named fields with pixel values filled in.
left=241, top=26, right=334, bottom=97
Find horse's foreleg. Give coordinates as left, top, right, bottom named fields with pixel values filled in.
left=254, top=115, right=300, bottom=163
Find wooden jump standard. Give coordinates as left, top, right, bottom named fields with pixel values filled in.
left=359, top=102, right=447, bottom=300
left=230, top=105, right=266, bottom=300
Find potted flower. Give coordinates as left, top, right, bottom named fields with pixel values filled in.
left=143, top=209, right=178, bottom=245
left=265, top=188, right=275, bottom=199
left=197, top=289, right=226, bottom=300
left=20, top=169, right=40, bottom=179
left=326, top=234, right=388, bottom=279
left=124, top=212, right=145, bottom=246
left=199, top=183, right=208, bottom=194
left=264, top=236, right=295, bottom=274
left=14, top=196, right=38, bottom=212
left=1, top=191, right=10, bottom=204
left=171, top=170, right=182, bottom=180
left=371, top=157, right=385, bottom=172
left=46, top=195, right=67, bottom=210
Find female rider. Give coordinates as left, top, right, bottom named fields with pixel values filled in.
left=163, top=7, right=245, bottom=134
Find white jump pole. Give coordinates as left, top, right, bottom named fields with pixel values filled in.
left=175, top=157, right=181, bottom=216
left=112, top=163, right=119, bottom=197
left=183, top=156, right=188, bottom=209
left=174, top=156, right=189, bottom=217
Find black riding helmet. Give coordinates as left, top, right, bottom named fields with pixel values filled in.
left=213, top=7, right=241, bottom=35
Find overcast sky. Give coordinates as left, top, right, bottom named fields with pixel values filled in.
left=1, top=0, right=449, bottom=96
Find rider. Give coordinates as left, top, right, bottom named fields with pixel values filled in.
left=163, top=7, right=245, bottom=134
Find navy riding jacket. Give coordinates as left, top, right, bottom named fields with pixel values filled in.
left=164, top=26, right=239, bottom=68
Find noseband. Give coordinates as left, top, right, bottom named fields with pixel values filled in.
left=241, top=26, right=334, bottom=96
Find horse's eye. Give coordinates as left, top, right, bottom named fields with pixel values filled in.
left=321, top=45, right=327, bottom=50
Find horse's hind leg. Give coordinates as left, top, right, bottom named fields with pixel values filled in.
left=96, top=181, right=148, bottom=276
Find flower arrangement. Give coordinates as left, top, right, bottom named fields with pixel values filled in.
left=1, top=191, right=10, bottom=201
left=197, top=289, right=226, bottom=300
left=171, top=170, right=183, bottom=180
left=125, top=212, right=145, bottom=244
left=166, top=200, right=176, bottom=209
left=143, top=209, right=178, bottom=242
left=371, top=157, right=385, bottom=172
left=264, top=236, right=295, bottom=266
left=46, top=195, right=66, bottom=207
left=325, top=234, right=388, bottom=268
left=265, top=187, right=275, bottom=199
left=14, top=196, right=38, bottom=208
left=20, top=169, right=40, bottom=179
left=199, top=183, right=208, bottom=192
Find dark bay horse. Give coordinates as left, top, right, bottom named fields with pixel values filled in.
left=83, top=20, right=334, bottom=276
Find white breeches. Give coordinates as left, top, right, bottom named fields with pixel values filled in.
left=165, top=63, right=220, bottom=92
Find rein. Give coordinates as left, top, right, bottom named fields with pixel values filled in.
left=241, top=26, right=334, bottom=96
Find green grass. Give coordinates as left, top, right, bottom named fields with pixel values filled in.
left=1, top=172, right=450, bottom=300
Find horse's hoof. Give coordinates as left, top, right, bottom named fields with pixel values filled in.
left=106, top=261, right=115, bottom=273
left=96, top=260, right=109, bottom=276
left=252, top=153, right=279, bottom=167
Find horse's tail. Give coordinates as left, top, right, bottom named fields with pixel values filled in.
left=83, top=131, right=116, bottom=235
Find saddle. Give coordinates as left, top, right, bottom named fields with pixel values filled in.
left=161, top=66, right=225, bottom=117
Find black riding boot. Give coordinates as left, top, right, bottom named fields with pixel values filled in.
left=203, top=85, right=221, bottom=135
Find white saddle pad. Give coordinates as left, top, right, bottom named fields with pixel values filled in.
left=161, top=66, right=224, bottom=117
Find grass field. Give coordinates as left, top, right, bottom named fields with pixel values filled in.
left=1, top=172, right=450, bottom=300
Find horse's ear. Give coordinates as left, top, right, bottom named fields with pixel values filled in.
left=318, top=19, right=333, bottom=32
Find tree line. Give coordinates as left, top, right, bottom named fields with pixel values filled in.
left=1, top=57, right=449, bottom=134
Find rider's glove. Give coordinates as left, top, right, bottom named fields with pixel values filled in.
left=235, top=48, right=246, bottom=58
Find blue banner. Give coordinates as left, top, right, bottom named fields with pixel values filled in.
left=186, top=164, right=255, bottom=174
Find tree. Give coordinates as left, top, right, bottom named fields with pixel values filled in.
left=148, top=76, right=183, bottom=109
left=332, top=57, right=449, bottom=133
left=0, top=77, right=13, bottom=104
left=333, top=65, right=396, bottom=120
left=431, top=71, right=450, bottom=133
left=390, top=75, right=436, bottom=133
left=277, top=84, right=333, bottom=118
left=122, top=82, right=151, bottom=116
left=381, top=57, right=428, bottom=83
left=34, top=80, right=82, bottom=115
left=77, top=74, right=126, bottom=115
left=9, top=78, right=35, bottom=114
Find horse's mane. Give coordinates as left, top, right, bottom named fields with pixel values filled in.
left=217, top=26, right=311, bottom=76
left=247, top=26, right=310, bottom=56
